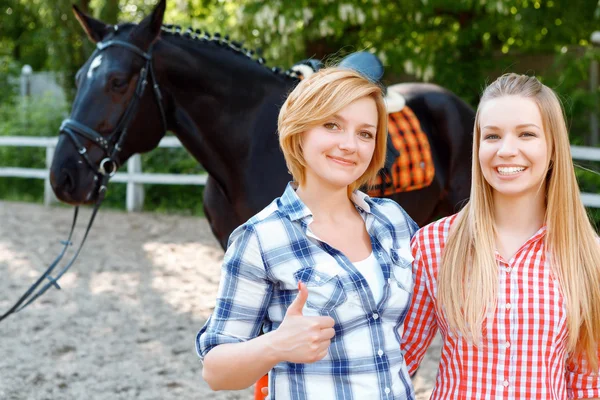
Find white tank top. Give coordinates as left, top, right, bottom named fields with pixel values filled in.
left=352, top=252, right=384, bottom=304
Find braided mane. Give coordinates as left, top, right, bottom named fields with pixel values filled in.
left=159, top=24, right=300, bottom=80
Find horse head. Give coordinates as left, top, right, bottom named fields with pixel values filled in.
left=50, top=0, right=168, bottom=204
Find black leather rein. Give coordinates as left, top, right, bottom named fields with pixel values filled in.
left=0, top=38, right=167, bottom=323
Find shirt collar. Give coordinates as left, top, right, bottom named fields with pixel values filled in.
left=530, top=225, right=547, bottom=241
left=350, top=189, right=372, bottom=214
left=494, top=225, right=547, bottom=263
left=278, top=182, right=373, bottom=222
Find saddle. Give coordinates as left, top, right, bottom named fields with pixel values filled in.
left=368, top=105, right=435, bottom=196
left=290, top=53, right=435, bottom=195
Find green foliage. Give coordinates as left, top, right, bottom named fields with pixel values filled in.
left=0, top=95, right=67, bottom=137
left=0, top=56, right=19, bottom=106
left=0, top=95, right=67, bottom=202
left=225, top=0, right=600, bottom=105
left=96, top=0, right=119, bottom=24
left=543, top=46, right=600, bottom=145
left=0, top=0, right=95, bottom=101
left=0, top=0, right=49, bottom=71
left=542, top=46, right=600, bottom=228
left=44, top=0, right=97, bottom=101
left=3, top=0, right=600, bottom=105
left=140, top=146, right=206, bottom=215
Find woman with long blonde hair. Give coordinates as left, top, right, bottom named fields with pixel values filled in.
left=402, top=73, right=600, bottom=399
left=197, top=67, right=419, bottom=399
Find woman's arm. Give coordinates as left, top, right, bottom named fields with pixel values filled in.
left=202, top=282, right=335, bottom=390
left=202, top=328, right=281, bottom=390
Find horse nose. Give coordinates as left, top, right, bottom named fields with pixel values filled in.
left=56, top=168, right=76, bottom=194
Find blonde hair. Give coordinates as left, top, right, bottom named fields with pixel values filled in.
left=438, top=73, right=600, bottom=370
left=278, top=67, right=387, bottom=193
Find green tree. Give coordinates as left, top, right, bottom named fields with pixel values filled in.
left=223, top=0, right=600, bottom=105
left=96, top=0, right=119, bottom=24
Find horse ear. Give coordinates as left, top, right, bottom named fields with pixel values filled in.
left=72, top=4, right=109, bottom=44
left=132, top=0, right=166, bottom=49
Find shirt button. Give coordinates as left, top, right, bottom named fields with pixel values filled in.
left=503, top=380, right=509, bottom=387
left=377, top=349, right=384, bottom=356
left=378, top=252, right=383, bottom=258
left=506, top=267, right=512, bottom=273
left=505, top=303, right=512, bottom=309
left=387, top=278, right=392, bottom=284
left=372, top=313, right=379, bottom=320
left=314, top=276, right=321, bottom=282
left=505, top=342, right=510, bottom=349
left=384, top=387, right=391, bottom=394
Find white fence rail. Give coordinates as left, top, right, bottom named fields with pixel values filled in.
left=0, top=136, right=207, bottom=211
left=1, top=137, right=600, bottom=210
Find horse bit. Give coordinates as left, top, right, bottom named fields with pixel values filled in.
left=0, top=36, right=168, bottom=323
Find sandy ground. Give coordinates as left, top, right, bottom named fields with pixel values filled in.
left=0, top=201, right=440, bottom=400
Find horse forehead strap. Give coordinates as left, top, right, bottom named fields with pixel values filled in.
left=96, top=40, right=152, bottom=61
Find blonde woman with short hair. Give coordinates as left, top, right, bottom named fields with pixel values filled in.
left=403, top=73, right=600, bottom=399
left=197, top=67, right=419, bottom=399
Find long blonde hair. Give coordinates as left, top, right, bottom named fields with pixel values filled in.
left=278, top=67, right=388, bottom=193
left=438, top=73, right=600, bottom=370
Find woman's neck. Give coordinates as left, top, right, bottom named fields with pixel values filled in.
left=493, top=190, right=546, bottom=236
left=296, top=181, right=355, bottom=223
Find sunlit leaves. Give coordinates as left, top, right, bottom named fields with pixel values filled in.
left=1, top=0, right=599, bottom=107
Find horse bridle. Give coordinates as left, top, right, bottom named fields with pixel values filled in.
left=0, top=37, right=167, bottom=323
left=61, top=38, right=167, bottom=179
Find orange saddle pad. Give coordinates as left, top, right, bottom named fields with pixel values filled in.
left=368, top=105, right=435, bottom=197
left=254, top=374, right=268, bottom=399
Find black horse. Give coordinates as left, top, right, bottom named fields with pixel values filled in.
left=50, top=0, right=475, bottom=249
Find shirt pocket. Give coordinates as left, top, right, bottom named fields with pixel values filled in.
left=390, top=247, right=414, bottom=292
left=293, top=263, right=347, bottom=311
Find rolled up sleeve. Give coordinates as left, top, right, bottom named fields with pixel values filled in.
left=196, top=225, right=272, bottom=360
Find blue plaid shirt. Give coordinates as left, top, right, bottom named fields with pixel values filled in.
left=197, top=183, right=418, bottom=400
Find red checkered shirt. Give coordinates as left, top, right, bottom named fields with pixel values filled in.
left=402, top=215, right=600, bottom=399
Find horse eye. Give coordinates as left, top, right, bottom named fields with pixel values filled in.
left=111, top=78, right=128, bottom=90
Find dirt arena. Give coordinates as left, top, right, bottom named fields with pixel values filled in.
left=0, top=201, right=440, bottom=400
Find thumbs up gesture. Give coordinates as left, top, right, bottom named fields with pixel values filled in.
left=270, top=282, right=336, bottom=364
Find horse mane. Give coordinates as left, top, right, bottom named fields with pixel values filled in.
left=159, top=24, right=301, bottom=80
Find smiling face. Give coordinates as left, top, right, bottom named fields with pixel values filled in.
left=301, top=96, right=378, bottom=192
left=478, top=95, right=550, bottom=201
